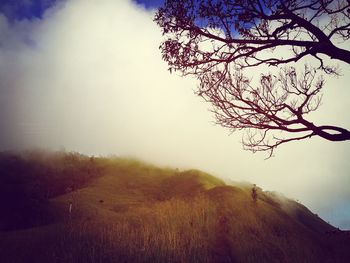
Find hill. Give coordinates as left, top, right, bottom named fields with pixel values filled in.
left=0, top=151, right=349, bottom=263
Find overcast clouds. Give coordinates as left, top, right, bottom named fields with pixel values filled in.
left=0, top=0, right=349, bottom=229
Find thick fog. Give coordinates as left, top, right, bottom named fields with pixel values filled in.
left=0, top=0, right=349, bottom=229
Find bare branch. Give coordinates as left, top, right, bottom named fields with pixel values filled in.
left=155, top=0, right=350, bottom=156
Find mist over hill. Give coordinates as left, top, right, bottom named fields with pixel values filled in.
left=0, top=0, right=349, bottom=232
left=0, top=150, right=349, bottom=263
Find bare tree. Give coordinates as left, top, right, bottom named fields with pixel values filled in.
left=155, top=0, right=350, bottom=157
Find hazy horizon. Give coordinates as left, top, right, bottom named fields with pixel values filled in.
left=0, top=0, right=349, bottom=229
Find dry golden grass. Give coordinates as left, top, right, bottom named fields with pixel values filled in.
left=50, top=195, right=216, bottom=263
left=1, top=151, right=349, bottom=263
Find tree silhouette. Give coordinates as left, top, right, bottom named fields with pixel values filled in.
left=155, top=0, right=350, bottom=157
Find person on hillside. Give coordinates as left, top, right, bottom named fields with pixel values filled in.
left=252, top=184, right=258, bottom=203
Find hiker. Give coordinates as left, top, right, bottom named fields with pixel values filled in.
left=252, top=184, right=258, bottom=202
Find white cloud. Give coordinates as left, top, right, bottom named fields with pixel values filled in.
left=0, top=0, right=349, bottom=229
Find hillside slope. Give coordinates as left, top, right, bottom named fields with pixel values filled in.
left=0, top=152, right=349, bottom=263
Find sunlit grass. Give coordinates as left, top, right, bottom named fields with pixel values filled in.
left=0, top=150, right=348, bottom=263
left=52, top=196, right=216, bottom=263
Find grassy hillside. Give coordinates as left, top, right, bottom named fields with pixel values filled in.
left=0, top=151, right=349, bottom=263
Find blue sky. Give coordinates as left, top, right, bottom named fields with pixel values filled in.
left=0, top=0, right=56, bottom=21
left=0, top=0, right=164, bottom=21
left=134, top=0, right=164, bottom=9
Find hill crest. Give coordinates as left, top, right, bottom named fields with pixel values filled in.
left=0, top=151, right=349, bottom=263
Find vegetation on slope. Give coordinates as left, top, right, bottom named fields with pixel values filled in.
left=0, top=150, right=105, bottom=230
left=0, top=151, right=349, bottom=263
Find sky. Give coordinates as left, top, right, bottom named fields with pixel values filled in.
left=0, top=0, right=349, bottom=229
